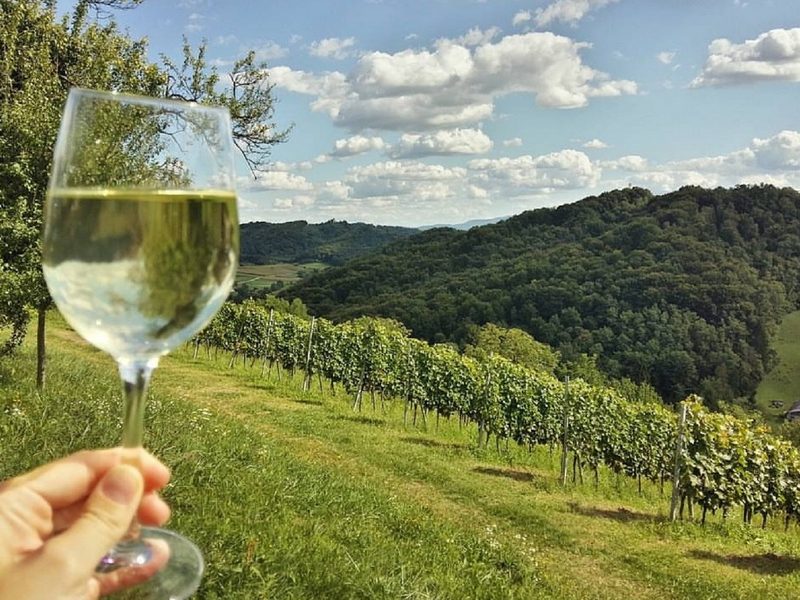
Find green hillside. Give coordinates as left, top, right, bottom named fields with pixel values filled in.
left=756, top=310, right=800, bottom=422
left=240, top=220, right=418, bottom=266
left=287, top=185, right=800, bottom=405
left=3, top=317, right=800, bottom=598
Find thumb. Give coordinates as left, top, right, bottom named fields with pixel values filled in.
left=46, top=464, right=144, bottom=576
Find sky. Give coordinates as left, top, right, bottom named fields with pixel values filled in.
left=102, top=0, right=799, bottom=227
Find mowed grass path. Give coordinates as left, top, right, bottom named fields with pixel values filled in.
left=3, top=317, right=800, bottom=599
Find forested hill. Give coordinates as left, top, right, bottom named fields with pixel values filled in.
left=240, top=220, right=418, bottom=265
left=286, top=185, right=800, bottom=404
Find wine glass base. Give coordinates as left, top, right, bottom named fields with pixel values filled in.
left=99, top=527, right=204, bottom=599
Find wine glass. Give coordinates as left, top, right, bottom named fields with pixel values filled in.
left=42, top=88, right=239, bottom=598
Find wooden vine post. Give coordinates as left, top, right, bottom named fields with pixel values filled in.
left=260, top=308, right=275, bottom=377
left=303, top=316, right=317, bottom=392
left=669, top=402, right=688, bottom=521
left=560, top=376, right=570, bottom=486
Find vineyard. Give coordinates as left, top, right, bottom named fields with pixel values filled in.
left=195, top=300, right=800, bottom=530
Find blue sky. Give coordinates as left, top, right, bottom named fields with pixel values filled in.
left=105, top=0, right=799, bottom=226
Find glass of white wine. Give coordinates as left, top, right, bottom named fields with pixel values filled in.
left=42, top=88, right=239, bottom=598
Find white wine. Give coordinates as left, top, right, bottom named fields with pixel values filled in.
left=43, top=188, right=239, bottom=361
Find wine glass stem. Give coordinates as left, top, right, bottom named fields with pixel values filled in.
left=118, top=357, right=159, bottom=541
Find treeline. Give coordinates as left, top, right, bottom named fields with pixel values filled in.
left=194, top=301, right=800, bottom=528
left=240, top=220, right=418, bottom=266
left=286, top=185, right=800, bottom=404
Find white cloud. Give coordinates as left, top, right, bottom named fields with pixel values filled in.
left=215, top=34, right=237, bottom=46
left=657, top=51, right=676, bottom=65
left=512, top=11, right=532, bottom=27
left=752, top=130, right=800, bottom=169
left=272, top=31, right=636, bottom=132
left=389, top=128, right=493, bottom=158
left=253, top=41, right=288, bottom=62
left=692, top=27, right=800, bottom=87
left=330, top=135, right=386, bottom=157
left=535, top=0, right=620, bottom=28
left=583, top=138, right=608, bottom=149
left=185, top=12, right=204, bottom=33
left=469, top=149, right=601, bottom=192
left=601, top=154, right=648, bottom=171
left=601, top=131, right=800, bottom=191
left=344, top=161, right=468, bottom=203
left=503, top=137, right=523, bottom=147
left=273, top=195, right=314, bottom=210
left=453, top=27, right=501, bottom=47
left=242, top=170, right=314, bottom=191
left=309, top=37, right=357, bottom=60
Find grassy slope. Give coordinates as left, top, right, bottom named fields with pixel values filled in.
left=235, top=262, right=328, bottom=289
left=756, top=310, right=800, bottom=422
left=2, top=317, right=800, bottom=599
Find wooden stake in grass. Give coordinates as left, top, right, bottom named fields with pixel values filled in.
left=260, top=308, right=275, bottom=377
left=560, top=377, right=570, bottom=487
left=669, top=402, right=688, bottom=522
left=302, top=316, right=316, bottom=392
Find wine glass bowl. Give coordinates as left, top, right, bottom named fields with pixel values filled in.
left=42, top=88, right=239, bottom=598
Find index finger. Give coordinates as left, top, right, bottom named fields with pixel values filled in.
left=1, top=448, right=170, bottom=510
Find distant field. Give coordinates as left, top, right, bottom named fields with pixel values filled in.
left=755, top=309, right=800, bottom=422
left=235, top=262, right=328, bottom=289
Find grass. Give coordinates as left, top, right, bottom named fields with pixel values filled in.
left=235, top=262, right=328, bottom=289
left=3, top=314, right=800, bottom=598
left=756, top=309, right=800, bottom=422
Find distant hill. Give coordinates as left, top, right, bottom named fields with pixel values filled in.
left=239, top=220, right=419, bottom=266
left=419, top=216, right=509, bottom=231
left=286, top=185, right=800, bottom=404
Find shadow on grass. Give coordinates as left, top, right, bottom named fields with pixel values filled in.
left=689, top=550, right=800, bottom=576
left=567, top=501, right=661, bottom=524
left=473, top=466, right=536, bottom=483
left=331, top=414, right=386, bottom=426
left=403, top=436, right=466, bottom=451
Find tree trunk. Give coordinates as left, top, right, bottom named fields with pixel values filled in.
left=36, top=306, right=46, bottom=390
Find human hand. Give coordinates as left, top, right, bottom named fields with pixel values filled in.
left=0, top=448, right=172, bottom=599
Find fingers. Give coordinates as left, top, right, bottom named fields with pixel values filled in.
left=43, top=465, right=144, bottom=579
left=52, top=491, right=171, bottom=533
left=3, top=448, right=170, bottom=511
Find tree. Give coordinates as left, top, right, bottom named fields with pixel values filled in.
left=0, top=0, right=289, bottom=385
left=464, top=323, right=559, bottom=374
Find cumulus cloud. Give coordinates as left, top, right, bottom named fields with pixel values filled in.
left=330, top=135, right=386, bottom=157
left=309, top=37, right=357, bottom=60
left=601, top=131, right=800, bottom=191
left=503, top=137, right=523, bottom=147
left=241, top=170, right=314, bottom=191
left=254, top=41, right=288, bottom=61
left=185, top=12, right=204, bottom=33
left=657, top=51, right=676, bottom=65
left=691, top=27, right=800, bottom=87
left=583, top=138, right=608, bottom=149
left=512, top=11, right=532, bottom=27
left=534, top=0, right=620, bottom=28
left=469, top=149, right=601, bottom=192
left=389, top=128, right=493, bottom=158
left=453, top=27, right=501, bottom=47
left=272, top=31, right=636, bottom=132
left=752, top=130, right=800, bottom=169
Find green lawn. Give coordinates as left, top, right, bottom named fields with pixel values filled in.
left=236, top=262, right=328, bottom=289
left=3, top=315, right=800, bottom=598
left=756, top=310, right=800, bottom=422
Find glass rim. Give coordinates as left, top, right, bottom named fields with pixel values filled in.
left=67, top=87, right=231, bottom=118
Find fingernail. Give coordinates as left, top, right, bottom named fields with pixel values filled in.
left=101, top=465, right=141, bottom=505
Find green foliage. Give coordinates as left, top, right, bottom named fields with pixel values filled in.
left=465, top=323, right=559, bottom=375
left=288, top=185, right=799, bottom=404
